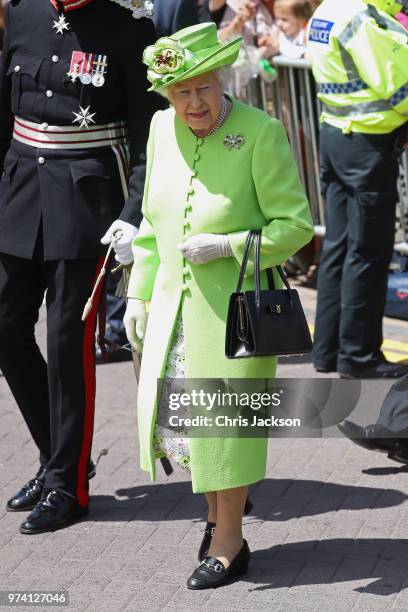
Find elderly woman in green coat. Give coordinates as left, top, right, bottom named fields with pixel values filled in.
left=124, top=23, right=314, bottom=589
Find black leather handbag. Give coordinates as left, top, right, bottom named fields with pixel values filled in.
left=225, top=230, right=313, bottom=358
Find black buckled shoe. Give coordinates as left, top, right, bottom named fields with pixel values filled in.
left=19, top=489, right=88, bottom=535
left=6, top=460, right=97, bottom=513
left=187, top=539, right=250, bottom=590
left=6, top=466, right=46, bottom=513
left=338, top=420, right=408, bottom=464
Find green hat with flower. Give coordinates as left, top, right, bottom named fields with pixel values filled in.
left=143, top=22, right=242, bottom=92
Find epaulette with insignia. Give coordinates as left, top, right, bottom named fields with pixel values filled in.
left=109, top=0, right=154, bottom=19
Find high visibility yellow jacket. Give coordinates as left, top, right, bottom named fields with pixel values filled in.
left=306, top=0, right=408, bottom=133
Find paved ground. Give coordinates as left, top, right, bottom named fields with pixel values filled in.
left=1, top=285, right=408, bottom=611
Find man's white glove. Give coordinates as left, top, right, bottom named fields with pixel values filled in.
left=177, top=233, right=232, bottom=265
left=101, top=220, right=138, bottom=265
left=124, top=298, right=148, bottom=353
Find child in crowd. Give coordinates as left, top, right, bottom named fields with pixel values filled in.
left=259, top=0, right=313, bottom=58
left=215, top=0, right=278, bottom=94
left=218, top=0, right=279, bottom=58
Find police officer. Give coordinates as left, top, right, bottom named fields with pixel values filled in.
left=307, top=0, right=408, bottom=378
left=0, top=0, right=161, bottom=534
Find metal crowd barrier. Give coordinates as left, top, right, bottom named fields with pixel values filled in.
left=236, top=55, right=408, bottom=255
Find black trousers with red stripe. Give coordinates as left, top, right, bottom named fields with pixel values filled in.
left=0, top=231, right=103, bottom=508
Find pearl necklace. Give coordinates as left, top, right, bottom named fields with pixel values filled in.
left=109, top=0, right=153, bottom=19
left=206, top=97, right=230, bottom=137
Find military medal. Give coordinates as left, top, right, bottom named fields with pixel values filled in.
left=80, top=74, right=92, bottom=85
left=91, top=55, right=108, bottom=87
left=68, top=52, right=91, bottom=84
left=80, top=54, right=93, bottom=84
left=72, top=105, right=97, bottom=129
left=67, top=52, right=108, bottom=87
left=67, top=62, right=80, bottom=83
left=92, top=74, right=105, bottom=87
left=53, top=14, right=70, bottom=35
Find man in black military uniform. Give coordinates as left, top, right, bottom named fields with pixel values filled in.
left=0, top=0, right=161, bottom=534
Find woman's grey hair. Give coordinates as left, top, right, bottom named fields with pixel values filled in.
left=157, top=66, right=233, bottom=100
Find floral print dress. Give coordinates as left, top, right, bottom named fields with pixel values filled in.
left=152, top=312, right=191, bottom=472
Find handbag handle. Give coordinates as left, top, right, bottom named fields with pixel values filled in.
left=236, top=230, right=293, bottom=307
left=236, top=230, right=256, bottom=294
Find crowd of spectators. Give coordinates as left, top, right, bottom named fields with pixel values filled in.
left=150, top=1, right=322, bottom=60
left=148, top=1, right=324, bottom=93
left=1, top=1, right=406, bottom=59
left=209, top=0, right=321, bottom=59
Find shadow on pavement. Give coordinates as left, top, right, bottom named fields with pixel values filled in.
left=249, top=538, right=408, bottom=595
left=362, top=465, right=408, bottom=475
left=87, top=478, right=408, bottom=523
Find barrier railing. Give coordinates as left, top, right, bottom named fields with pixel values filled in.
left=234, top=55, right=408, bottom=255
left=271, top=56, right=327, bottom=236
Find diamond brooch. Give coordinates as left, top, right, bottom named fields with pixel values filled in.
left=223, top=134, right=245, bottom=150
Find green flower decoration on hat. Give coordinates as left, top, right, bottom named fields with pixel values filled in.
left=142, top=22, right=243, bottom=92
left=143, top=38, right=188, bottom=75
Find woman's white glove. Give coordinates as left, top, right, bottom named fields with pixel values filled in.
left=101, top=220, right=138, bottom=265
left=177, top=233, right=232, bottom=265
left=124, top=298, right=148, bottom=353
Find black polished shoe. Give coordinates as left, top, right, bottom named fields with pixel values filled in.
left=338, top=420, right=408, bottom=464
left=6, top=459, right=97, bottom=514
left=188, top=540, right=250, bottom=590
left=6, top=466, right=46, bottom=513
left=19, top=489, right=88, bottom=535
left=197, top=498, right=254, bottom=562
left=339, top=360, right=408, bottom=379
left=95, top=344, right=132, bottom=364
